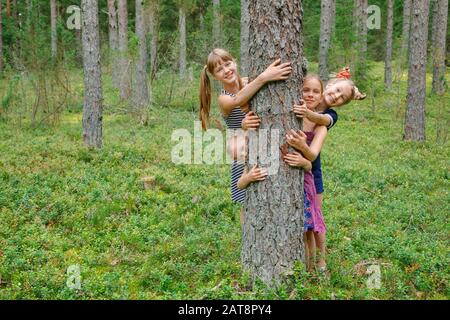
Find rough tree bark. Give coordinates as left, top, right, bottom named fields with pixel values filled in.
left=50, top=0, right=57, bottom=59
left=0, top=1, right=3, bottom=73
left=81, top=0, right=103, bottom=148
left=133, top=0, right=149, bottom=113
left=319, top=0, right=335, bottom=81
left=400, top=0, right=412, bottom=67
left=404, top=0, right=429, bottom=141
left=431, top=0, right=448, bottom=95
left=213, top=0, right=221, bottom=47
left=240, top=0, right=249, bottom=75
left=179, top=6, right=186, bottom=78
left=147, top=0, right=159, bottom=84
left=384, top=0, right=394, bottom=89
left=242, top=0, right=305, bottom=287
left=118, top=0, right=131, bottom=99
left=107, top=0, right=120, bottom=88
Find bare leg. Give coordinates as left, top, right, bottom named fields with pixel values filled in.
left=316, top=193, right=323, bottom=210
left=305, top=231, right=316, bottom=272
left=314, top=232, right=326, bottom=269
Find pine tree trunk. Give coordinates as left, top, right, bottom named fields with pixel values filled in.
left=354, top=0, right=368, bottom=81
left=404, top=0, right=430, bottom=141
left=319, top=0, right=334, bottom=81
left=400, top=0, right=412, bottom=67
left=107, top=0, right=120, bottom=88
left=147, top=0, right=159, bottom=83
left=243, top=0, right=305, bottom=287
left=0, top=1, right=3, bottom=73
left=81, top=0, right=103, bottom=148
left=50, top=0, right=57, bottom=59
left=213, top=0, right=221, bottom=47
left=240, top=0, right=249, bottom=75
left=431, top=0, right=448, bottom=95
left=179, top=7, right=186, bottom=78
left=133, top=0, right=149, bottom=113
left=384, top=0, right=394, bottom=89
left=118, top=0, right=131, bottom=99
left=6, top=0, right=10, bottom=17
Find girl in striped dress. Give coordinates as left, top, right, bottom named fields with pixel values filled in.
left=199, top=48, right=292, bottom=224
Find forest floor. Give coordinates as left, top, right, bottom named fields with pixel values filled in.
left=0, top=62, right=448, bottom=299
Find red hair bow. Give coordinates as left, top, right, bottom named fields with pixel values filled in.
left=336, top=67, right=351, bottom=79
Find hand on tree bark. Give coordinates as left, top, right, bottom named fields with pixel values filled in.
left=242, top=111, right=261, bottom=130
left=286, top=129, right=308, bottom=151
left=260, top=58, right=293, bottom=83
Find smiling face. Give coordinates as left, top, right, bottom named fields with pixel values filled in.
left=212, top=59, right=238, bottom=85
left=323, top=80, right=354, bottom=107
left=303, top=77, right=323, bottom=110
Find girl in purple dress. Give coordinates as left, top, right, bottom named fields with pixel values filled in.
left=283, top=75, right=328, bottom=272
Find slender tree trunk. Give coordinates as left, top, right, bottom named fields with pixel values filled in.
left=243, top=0, right=305, bottom=287
left=319, top=0, right=335, bottom=81
left=354, top=0, right=368, bottom=81
left=7, top=0, right=10, bottom=17
left=0, top=1, right=3, bottom=73
left=179, top=6, right=186, bottom=78
left=118, top=0, right=130, bottom=99
left=133, top=0, right=149, bottom=114
left=81, top=0, right=103, bottom=148
left=50, top=0, right=57, bottom=59
left=240, top=0, right=249, bottom=75
left=404, top=0, right=430, bottom=141
left=213, top=0, right=221, bottom=47
left=384, top=0, right=394, bottom=89
left=107, top=0, right=120, bottom=88
left=400, top=0, right=412, bottom=68
left=431, top=0, right=448, bottom=95
left=147, top=0, right=159, bottom=83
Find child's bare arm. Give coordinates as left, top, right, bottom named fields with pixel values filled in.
left=293, top=103, right=332, bottom=127
left=283, top=151, right=312, bottom=171
left=237, top=165, right=268, bottom=189
left=286, top=126, right=327, bottom=162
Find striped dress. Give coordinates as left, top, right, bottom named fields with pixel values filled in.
left=221, top=89, right=246, bottom=204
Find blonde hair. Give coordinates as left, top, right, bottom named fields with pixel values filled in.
left=199, top=48, right=246, bottom=131
left=304, top=74, right=324, bottom=94
left=325, top=78, right=366, bottom=104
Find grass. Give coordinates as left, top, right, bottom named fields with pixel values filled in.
left=0, top=62, right=448, bottom=300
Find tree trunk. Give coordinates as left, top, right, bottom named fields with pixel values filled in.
left=179, top=6, right=186, bottom=78
left=431, top=0, right=448, bottom=95
left=118, top=0, right=130, bottom=99
left=319, top=0, right=335, bottom=81
left=384, top=0, right=394, bottom=89
left=243, top=0, right=305, bottom=287
left=107, top=0, right=120, bottom=88
left=213, top=0, right=221, bottom=47
left=404, top=0, right=430, bottom=141
left=400, top=0, right=412, bottom=67
left=133, top=0, right=149, bottom=113
left=6, top=0, right=10, bottom=17
left=50, top=0, right=57, bottom=59
left=81, top=0, right=103, bottom=148
left=0, top=0, right=3, bottom=73
left=354, top=0, right=368, bottom=81
left=240, top=0, right=250, bottom=75
left=147, top=0, right=159, bottom=83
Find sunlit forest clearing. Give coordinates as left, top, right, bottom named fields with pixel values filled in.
left=0, top=0, right=449, bottom=300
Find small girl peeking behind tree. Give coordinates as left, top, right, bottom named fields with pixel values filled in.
left=285, top=70, right=366, bottom=271
left=198, top=48, right=292, bottom=224
left=293, top=67, right=366, bottom=208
